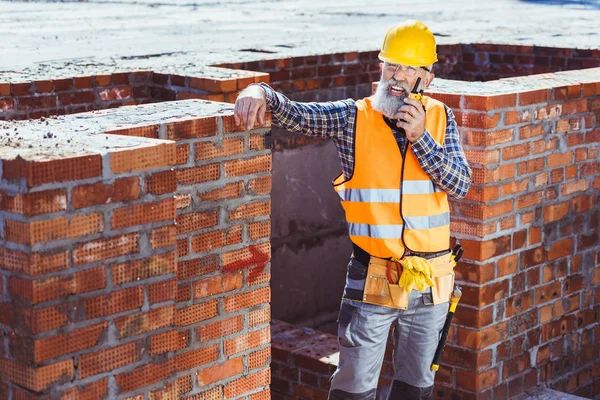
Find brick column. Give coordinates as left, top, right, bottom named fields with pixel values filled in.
left=0, top=99, right=272, bottom=399
left=428, top=68, right=600, bottom=399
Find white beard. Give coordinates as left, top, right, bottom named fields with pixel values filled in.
left=371, top=77, right=409, bottom=119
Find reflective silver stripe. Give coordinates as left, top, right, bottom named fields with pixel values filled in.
left=404, top=212, right=450, bottom=230
left=338, top=181, right=438, bottom=201
left=348, top=223, right=403, bottom=239
left=337, top=188, right=399, bottom=202
left=402, top=180, right=436, bottom=195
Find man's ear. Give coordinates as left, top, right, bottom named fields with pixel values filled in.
left=424, top=72, right=435, bottom=89
left=379, top=62, right=383, bottom=73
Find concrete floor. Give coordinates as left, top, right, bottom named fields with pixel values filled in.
left=1, top=0, right=600, bottom=78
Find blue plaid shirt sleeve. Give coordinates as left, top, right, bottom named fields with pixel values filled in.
left=410, top=107, right=472, bottom=199
left=258, top=82, right=355, bottom=139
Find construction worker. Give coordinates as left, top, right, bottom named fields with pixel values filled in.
left=234, top=20, right=471, bottom=400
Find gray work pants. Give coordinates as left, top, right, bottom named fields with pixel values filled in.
left=328, top=290, right=448, bottom=400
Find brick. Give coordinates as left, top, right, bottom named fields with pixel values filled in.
left=457, top=323, right=508, bottom=351
left=3, top=154, right=102, bottom=188
left=165, top=117, right=218, bottom=140
left=148, top=277, right=177, bottom=304
left=464, top=149, right=500, bottom=165
left=176, top=210, right=219, bottom=234
left=111, top=198, right=175, bottom=229
left=247, top=176, right=272, bottom=195
left=176, top=163, right=220, bottom=185
left=190, top=77, right=237, bottom=93
left=500, top=179, right=528, bottom=197
left=177, top=300, right=218, bottom=327
left=177, top=144, right=190, bottom=164
left=230, top=200, right=270, bottom=220
left=18, top=95, right=57, bottom=110
left=72, top=177, right=140, bottom=209
left=98, top=87, right=132, bottom=101
left=502, top=143, right=531, bottom=160
left=73, top=233, right=138, bottom=265
left=198, top=358, right=244, bottom=386
left=115, top=359, right=176, bottom=394
left=192, top=225, right=243, bottom=253
left=248, top=307, right=271, bottom=328
left=460, top=280, right=509, bottom=307
left=1, top=189, right=67, bottom=216
left=562, top=98, right=588, bottom=115
left=146, top=169, right=177, bottom=194
left=465, top=129, right=514, bottom=147
left=150, top=225, right=177, bottom=249
left=544, top=201, right=570, bottom=223
left=534, top=281, right=562, bottom=305
left=249, top=220, right=271, bottom=241
left=224, top=368, right=270, bottom=398
left=79, top=342, right=141, bottom=379
left=516, top=190, right=543, bottom=210
left=547, top=151, right=573, bottom=168
left=224, top=154, right=271, bottom=177
left=224, top=287, right=271, bottom=313
left=457, top=199, right=513, bottom=220
left=519, top=125, right=544, bottom=139
left=518, top=157, right=545, bottom=176
left=59, top=378, right=108, bottom=399
left=194, top=271, right=243, bottom=299
left=562, top=179, right=589, bottom=196
left=196, top=138, right=244, bottom=160
left=453, top=112, right=500, bottom=129
left=60, top=91, right=95, bottom=106
left=150, top=331, right=186, bottom=355
left=177, top=255, right=220, bottom=280
left=111, top=142, right=175, bottom=174
left=463, top=94, right=516, bottom=111
left=197, top=315, right=244, bottom=342
left=111, top=252, right=176, bottom=286
left=532, top=137, right=558, bottom=155
left=83, top=287, right=144, bottom=319
left=460, top=235, right=511, bottom=261
left=519, top=89, right=549, bottom=106
left=115, top=305, right=175, bottom=337
left=8, top=265, right=105, bottom=304
left=0, top=358, right=74, bottom=392
left=5, top=213, right=103, bottom=245
left=225, top=326, right=270, bottom=356
left=198, top=181, right=244, bottom=201
left=222, top=242, right=270, bottom=272
left=534, top=104, right=562, bottom=120
left=0, top=99, right=15, bottom=112
left=29, top=322, right=106, bottom=363
left=498, top=254, right=519, bottom=277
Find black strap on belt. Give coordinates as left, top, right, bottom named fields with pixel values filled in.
left=352, top=243, right=451, bottom=266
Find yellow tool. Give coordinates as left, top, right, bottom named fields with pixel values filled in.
left=431, top=287, right=462, bottom=371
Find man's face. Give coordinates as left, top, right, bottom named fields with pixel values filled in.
left=372, top=62, right=433, bottom=118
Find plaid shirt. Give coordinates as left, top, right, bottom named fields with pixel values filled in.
left=258, top=83, right=472, bottom=199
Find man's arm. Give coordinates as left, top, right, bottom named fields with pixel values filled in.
left=410, top=107, right=472, bottom=199
left=234, top=83, right=355, bottom=140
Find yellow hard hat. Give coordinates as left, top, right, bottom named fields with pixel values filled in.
left=378, top=20, right=438, bottom=67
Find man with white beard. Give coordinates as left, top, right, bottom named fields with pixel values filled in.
left=234, top=20, right=472, bottom=400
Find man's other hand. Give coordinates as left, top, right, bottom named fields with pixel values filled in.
left=234, top=85, right=267, bottom=131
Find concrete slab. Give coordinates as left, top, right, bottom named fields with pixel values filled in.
left=1, top=0, right=599, bottom=80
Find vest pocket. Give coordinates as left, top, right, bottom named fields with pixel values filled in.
left=431, top=271, right=455, bottom=304
left=337, top=301, right=359, bottom=348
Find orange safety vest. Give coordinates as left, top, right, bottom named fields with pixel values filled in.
left=333, top=96, right=450, bottom=258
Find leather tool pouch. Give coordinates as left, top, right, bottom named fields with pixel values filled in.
left=363, top=253, right=455, bottom=310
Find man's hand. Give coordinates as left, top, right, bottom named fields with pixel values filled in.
left=234, top=85, right=267, bottom=130
left=394, top=97, right=426, bottom=142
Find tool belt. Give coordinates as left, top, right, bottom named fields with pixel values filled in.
left=352, top=244, right=456, bottom=310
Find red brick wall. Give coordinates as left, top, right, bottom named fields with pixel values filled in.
left=0, top=100, right=272, bottom=399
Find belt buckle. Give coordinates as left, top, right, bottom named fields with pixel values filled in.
left=422, top=290, right=434, bottom=305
